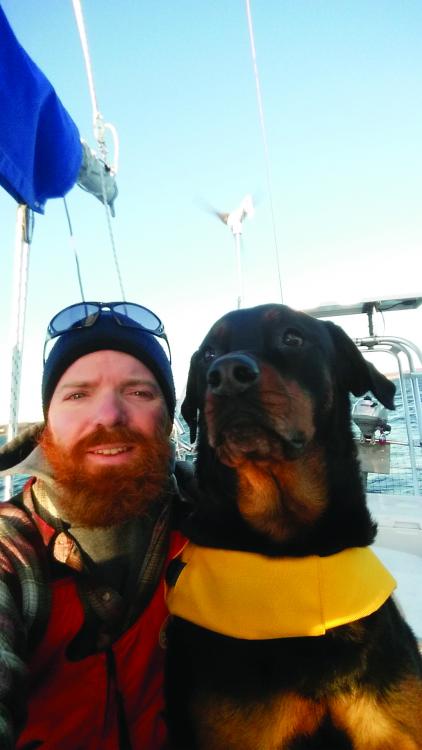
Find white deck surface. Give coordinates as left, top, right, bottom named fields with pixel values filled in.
left=368, top=493, right=422, bottom=640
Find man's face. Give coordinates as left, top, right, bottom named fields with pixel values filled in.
left=48, top=349, right=169, bottom=458
left=40, top=350, right=172, bottom=527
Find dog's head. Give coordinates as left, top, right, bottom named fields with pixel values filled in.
left=181, top=304, right=395, bottom=553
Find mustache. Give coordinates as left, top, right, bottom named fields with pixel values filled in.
left=39, top=424, right=157, bottom=460
left=70, top=425, right=152, bottom=453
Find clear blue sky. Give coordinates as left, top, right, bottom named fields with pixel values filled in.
left=1, top=1, right=421, bottom=422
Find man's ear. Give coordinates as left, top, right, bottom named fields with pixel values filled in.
left=325, top=321, right=396, bottom=410
left=181, top=351, right=200, bottom=443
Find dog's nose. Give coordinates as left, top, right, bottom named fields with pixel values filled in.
left=207, top=354, right=260, bottom=395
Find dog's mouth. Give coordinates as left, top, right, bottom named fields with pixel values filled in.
left=214, top=422, right=306, bottom=466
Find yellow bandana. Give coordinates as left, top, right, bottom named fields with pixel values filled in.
left=166, top=543, right=396, bottom=640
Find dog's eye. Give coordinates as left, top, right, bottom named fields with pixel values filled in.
left=283, top=329, right=304, bottom=347
left=203, top=346, right=216, bottom=362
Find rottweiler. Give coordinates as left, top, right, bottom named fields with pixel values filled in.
left=165, top=303, right=422, bottom=749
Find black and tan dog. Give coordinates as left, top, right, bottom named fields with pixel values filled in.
left=165, top=303, right=422, bottom=749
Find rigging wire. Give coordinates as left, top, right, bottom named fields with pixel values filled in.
left=99, top=167, right=126, bottom=300
left=245, top=0, right=284, bottom=303
left=71, top=0, right=126, bottom=300
left=63, top=196, right=86, bottom=301
left=71, top=0, right=103, bottom=152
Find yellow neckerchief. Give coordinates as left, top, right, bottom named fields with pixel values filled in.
left=166, top=543, right=396, bottom=640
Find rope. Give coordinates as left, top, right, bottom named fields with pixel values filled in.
left=245, top=0, right=284, bottom=303
left=63, top=197, right=86, bottom=301
left=71, top=0, right=103, bottom=149
left=71, top=0, right=126, bottom=300
left=99, top=166, right=126, bottom=300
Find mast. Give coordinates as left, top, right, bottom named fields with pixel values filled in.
left=4, top=205, right=33, bottom=499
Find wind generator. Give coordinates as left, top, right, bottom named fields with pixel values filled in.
left=211, top=194, right=254, bottom=309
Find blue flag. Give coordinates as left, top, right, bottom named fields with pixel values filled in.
left=0, top=5, right=82, bottom=213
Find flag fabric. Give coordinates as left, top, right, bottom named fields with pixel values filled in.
left=0, top=5, right=82, bottom=213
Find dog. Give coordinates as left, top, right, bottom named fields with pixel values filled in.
left=165, top=303, right=422, bottom=749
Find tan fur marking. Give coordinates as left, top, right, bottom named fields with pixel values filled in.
left=236, top=446, right=327, bottom=541
left=262, top=306, right=282, bottom=322
left=192, top=692, right=325, bottom=750
left=330, top=679, right=422, bottom=749
left=259, top=366, right=317, bottom=443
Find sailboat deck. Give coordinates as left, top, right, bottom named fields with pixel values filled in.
left=369, top=493, right=422, bottom=645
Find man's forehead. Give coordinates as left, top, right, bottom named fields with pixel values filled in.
left=58, top=349, right=159, bottom=384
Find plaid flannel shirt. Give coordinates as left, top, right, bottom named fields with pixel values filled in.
left=0, top=478, right=177, bottom=749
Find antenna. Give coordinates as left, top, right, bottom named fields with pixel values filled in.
left=212, top=194, right=255, bottom=309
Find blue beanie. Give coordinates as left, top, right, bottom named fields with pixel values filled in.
left=42, top=312, right=175, bottom=419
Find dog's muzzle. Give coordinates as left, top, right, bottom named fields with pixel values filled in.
left=207, top=353, right=260, bottom=396
left=205, top=353, right=310, bottom=462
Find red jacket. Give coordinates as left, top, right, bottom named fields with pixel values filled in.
left=16, top=529, right=186, bottom=750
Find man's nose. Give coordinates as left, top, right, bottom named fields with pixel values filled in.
left=93, top=392, right=126, bottom=426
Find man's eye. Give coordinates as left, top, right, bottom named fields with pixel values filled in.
left=67, top=392, right=86, bottom=400
left=133, top=389, right=154, bottom=400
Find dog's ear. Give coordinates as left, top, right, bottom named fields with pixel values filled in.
left=181, top=351, right=200, bottom=443
left=325, top=321, right=395, bottom=410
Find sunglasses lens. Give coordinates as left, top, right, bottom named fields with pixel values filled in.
left=45, top=302, right=171, bottom=364
left=49, top=303, right=100, bottom=335
left=113, top=303, right=162, bottom=333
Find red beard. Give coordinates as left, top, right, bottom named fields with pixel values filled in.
left=39, top=425, right=172, bottom=528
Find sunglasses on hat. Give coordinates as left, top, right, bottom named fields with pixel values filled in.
left=43, top=301, right=171, bottom=363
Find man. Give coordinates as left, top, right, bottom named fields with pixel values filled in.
left=0, top=301, right=187, bottom=750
